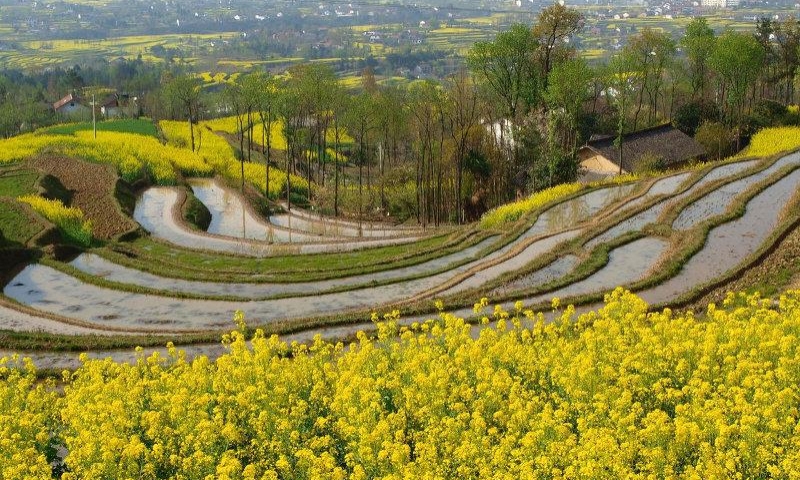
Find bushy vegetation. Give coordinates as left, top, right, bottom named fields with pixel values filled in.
left=3, top=289, right=800, bottom=478
left=17, top=195, right=92, bottom=246
left=0, top=199, right=43, bottom=247
left=203, top=116, right=289, bottom=151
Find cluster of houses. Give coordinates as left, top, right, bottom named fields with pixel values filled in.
left=52, top=92, right=139, bottom=120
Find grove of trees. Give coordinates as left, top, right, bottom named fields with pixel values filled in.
left=5, top=8, right=800, bottom=223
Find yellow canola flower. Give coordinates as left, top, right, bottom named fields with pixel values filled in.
left=480, top=182, right=583, bottom=229
left=17, top=194, right=92, bottom=246
left=737, top=126, right=800, bottom=158
left=160, top=120, right=306, bottom=199
left=2, top=289, right=800, bottom=477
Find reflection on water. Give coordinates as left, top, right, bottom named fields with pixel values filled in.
left=527, top=237, right=668, bottom=302
left=494, top=255, right=580, bottom=295
left=133, top=186, right=421, bottom=255
left=587, top=159, right=763, bottom=249
left=190, top=178, right=324, bottom=243
left=441, top=230, right=580, bottom=295
left=623, top=172, right=692, bottom=211
left=641, top=167, right=800, bottom=305
left=6, top=179, right=640, bottom=332
left=673, top=153, right=800, bottom=230
left=521, top=184, right=638, bottom=241
left=70, top=237, right=499, bottom=299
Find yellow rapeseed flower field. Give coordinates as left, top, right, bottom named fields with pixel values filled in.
left=480, top=182, right=584, bottom=229
left=737, top=126, right=800, bottom=158
left=17, top=195, right=92, bottom=246
left=0, top=127, right=215, bottom=185
left=3, top=289, right=800, bottom=477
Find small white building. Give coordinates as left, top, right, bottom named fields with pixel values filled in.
left=53, top=93, right=90, bottom=118
left=700, top=0, right=740, bottom=8
left=100, top=94, right=138, bottom=119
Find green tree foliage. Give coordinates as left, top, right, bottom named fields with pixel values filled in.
left=695, top=121, right=734, bottom=160
left=773, top=16, right=800, bottom=104
left=623, top=28, right=676, bottom=130
left=467, top=23, right=539, bottom=121
left=673, top=100, right=721, bottom=136
left=532, top=3, right=584, bottom=85
left=545, top=57, right=592, bottom=153
left=681, top=17, right=716, bottom=100
left=709, top=31, right=765, bottom=147
left=163, top=73, right=202, bottom=152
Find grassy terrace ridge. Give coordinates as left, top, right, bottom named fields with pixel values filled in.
left=38, top=119, right=159, bottom=138
left=0, top=167, right=48, bottom=248
left=426, top=153, right=796, bottom=308
left=0, top=156, right=799, bottom=351
left=1, top=133, right=800, bottom=351
left=462, top=156, right=800, bottom=313
left=82, top=176, right=638, bottom=286
left=0, top=199, right=46, bottom=248
left=0, top=168, right=40, bottom=198
left=94, top=229, right=475, bottom=283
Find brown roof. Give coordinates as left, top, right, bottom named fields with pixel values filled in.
left=581, top=124, right=706, bottom=171
left=101, top=96, right=119, bottom=108
left=53, top=93, right=79, bottom=111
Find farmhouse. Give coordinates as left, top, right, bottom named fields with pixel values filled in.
left=578, top=124, right=705, bottom=180
left=100, top=93, right=138, bottom=119
left=53, top=93, right=90, bottom=117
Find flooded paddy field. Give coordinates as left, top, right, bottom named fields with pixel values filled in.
left=3, top=154, right=800, bottom=369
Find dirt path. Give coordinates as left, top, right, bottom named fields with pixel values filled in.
left=28, top=155, right=136, bottom=240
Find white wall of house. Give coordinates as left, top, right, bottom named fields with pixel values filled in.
left=101, top=106, right=121, bottom=118
left=57, top=103, right=90, bottom=117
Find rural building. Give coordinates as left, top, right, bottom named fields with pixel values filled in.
left=700, top=0, right=740, bottom=7
left=53, top=93, right=90, bottom=118
left=578, top=124, right=705, bottom=180
left=100, top=93, right=138, bottom=118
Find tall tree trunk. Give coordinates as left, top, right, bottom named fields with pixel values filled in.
left=334, top=119, right=340, bottom=217
left=188, top=115, right=195, bottom=152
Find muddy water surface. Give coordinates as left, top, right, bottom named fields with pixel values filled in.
left=134, top=187, right=421, bottom=255
left=526, top=237, right=668, bottom=303
left=673, top=153, right=800, bottom=230
left=70, top=236, right=499, bottom=299
left=587, top=160, right=762, bottom=249
left=641, top=167, right=800, bottom=305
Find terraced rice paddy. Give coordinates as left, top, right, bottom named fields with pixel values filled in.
left=1, top=150, right=799, bottom=369
left=134, top=185, right=422, bottom=255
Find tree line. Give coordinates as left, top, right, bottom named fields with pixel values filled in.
left=5, top=8, right=800, bottom=224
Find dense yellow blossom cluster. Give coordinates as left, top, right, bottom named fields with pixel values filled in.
left=202, top=115, right=354, bottom=152
left=738, top=126, right=800, bottom=158
left=0, top=357, right=57, bottom=480
left=480, top=183, right=584, bottom=229
left=160, top=120, right=307, bottom=199
left=202, top=116, right=290, bottom=152
left=2, top=289, right=800, bottom=478
left=17, top=195, right=92, bottom=246
left=0, top=130, right=214, bottom=185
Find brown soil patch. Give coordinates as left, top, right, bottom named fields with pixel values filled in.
left=28, top=155, right=136, bottom=240
left=687, top=223, right=800, bottom=308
